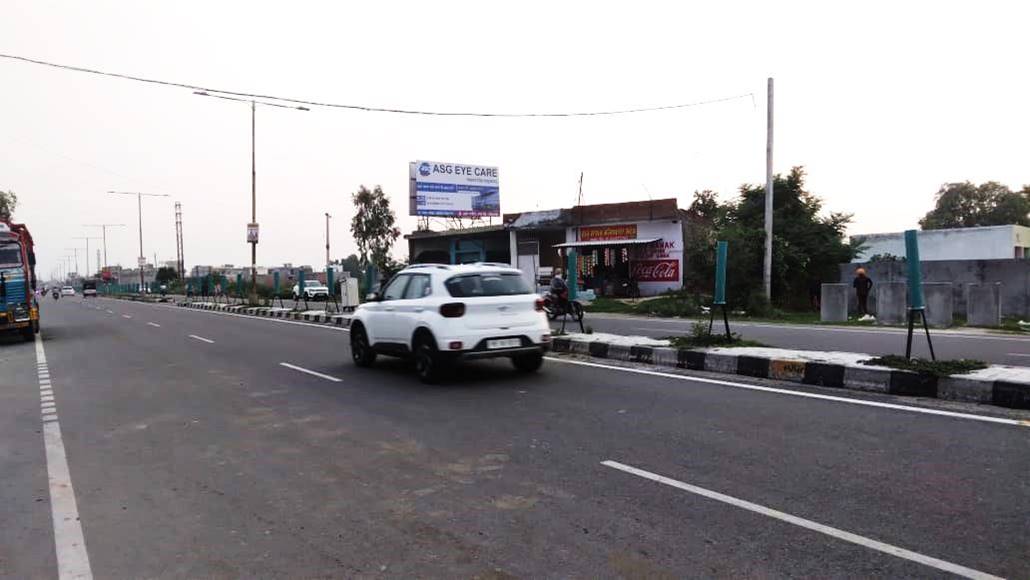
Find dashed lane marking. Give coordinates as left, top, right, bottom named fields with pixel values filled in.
left=34, top=334, right=94, bottom=580
left=188, top=334, right=215, bottom=344
left=279, top=362, right=343, bottom=382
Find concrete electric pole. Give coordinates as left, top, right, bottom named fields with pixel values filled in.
left=763, top=77, right=775, bottom=302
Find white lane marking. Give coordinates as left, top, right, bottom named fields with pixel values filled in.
left=547, top=358, right=1030, bottom=428
left=1007, top=353, right=1030, bottom=357
left=121, top=314, right=132, bottom=319
left=601, top=460, right=1002, bottom=580
left=146, top=322, right=161, bottom=328
left=188, top=334, right=215, bottom=344
left=33, top=334, right=94, bottom=580
left=105, top=309, right=113, bottom=314
left=42, top=395, right=54, bottom=402
left=279, top=362, right=343, bottom=383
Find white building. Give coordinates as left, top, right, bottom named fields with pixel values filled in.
left=852, top=225, right=1030, bottom=262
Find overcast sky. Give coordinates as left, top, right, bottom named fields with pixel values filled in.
left=3, top=1, right=1028, bottom=279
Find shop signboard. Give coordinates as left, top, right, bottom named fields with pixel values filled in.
left=409, top=161, right=500, bottom=217
left=632, top=259, right=680, bottom=282
left=579, top=224, right=637, bottom=241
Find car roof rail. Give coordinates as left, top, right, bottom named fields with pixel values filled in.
left=472, top=262, right=515, bottom=269
left=404, top=263, right=452, bottom=270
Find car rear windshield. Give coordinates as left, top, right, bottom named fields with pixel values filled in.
left=444, top=272, right=531, bottom=297
left=83, top=282, right=96, bottom=290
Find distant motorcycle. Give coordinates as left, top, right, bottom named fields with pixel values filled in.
left=52, top=289, right=60, bottom=300
left=542, top=289, right=584, bottom=321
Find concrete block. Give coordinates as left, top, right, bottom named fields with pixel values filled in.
left=820, top=284, right=848, bottom=322
left=652, top=348, right=679, bottom=367
left=606, top=344, right=632, bottom=361
left=569, top=340, right=591, bottom=355
left=966, top=283, right=1002, bottom=327
left=769, top=359, right=807, bottom=382
left=842, top=366, right=890, bottom=393
left=923, top=282, right=953, bottom=328
left=704, top=352, right=738, bottom=374
left=875, top=282, right=907, bottom=324
left=937, top=377, right=993, bottom=404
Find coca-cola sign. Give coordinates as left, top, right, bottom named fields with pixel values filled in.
left=632, top=259, right=679, bottom=282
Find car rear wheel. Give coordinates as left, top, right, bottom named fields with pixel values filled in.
left=512, top=352, right=544, bottom=373
left=414, top=337, right=443, bottom=384
left=350, top=324, right=376, bottom=367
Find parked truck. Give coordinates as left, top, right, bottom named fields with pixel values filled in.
left=0, top=221, right=39, bottom=340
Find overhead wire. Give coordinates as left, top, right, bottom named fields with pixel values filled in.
left=0, top=52, right=753, bottom=117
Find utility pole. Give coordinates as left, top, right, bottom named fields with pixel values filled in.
left=325, top=212, right=331, bottom=266
left=576, top=172, right=584, bottom=206
left=174, top=202, right=184, bottom=279
left=109, top=191, right=170, bottom=293
left=84, top=223, right=126, bottom=269
left=193, top=91, right=308, bottom=304
left=73, top=237, right=101, bottom=276
left=763, top=77, right=775, bottom=302
left=65, top=247, right=79, bottom=276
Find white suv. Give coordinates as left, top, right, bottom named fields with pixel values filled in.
left=349, top=263, right=551, bottom=383
left=292, top=279, right=329, bottom=301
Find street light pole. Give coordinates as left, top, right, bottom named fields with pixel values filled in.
left=65, top=247, right=79, bottom=275
left=109, top=191, right=170, bottom=293
left=193, top=90, right=309, bottom=304
left=72, top=237, right=101, bottom=276
left=325, top=212, right=331, bottom=267
left=84, top=224, right=126, bottom=269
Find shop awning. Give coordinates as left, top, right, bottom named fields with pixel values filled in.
left=553, top=238, right=661, bottom=249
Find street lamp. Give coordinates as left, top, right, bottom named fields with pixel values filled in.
left=64, top=247, right=80, bottom=275
left=84, top=223, right=126, bottom=269
left=194, top=90, right=309, bottom=303
left=72, top=236, right=101, bottom=276
left=108, top=191, right=171, bottom=293
left=325, top=212, right=332, bottom=267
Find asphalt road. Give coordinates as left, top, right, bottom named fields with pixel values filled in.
left=561, top=313, right=1030, bottom=366
left=3, top=297, right=1029, bottom=578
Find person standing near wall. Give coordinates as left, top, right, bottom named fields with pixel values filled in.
left=853, top=268, right=873, bottom=316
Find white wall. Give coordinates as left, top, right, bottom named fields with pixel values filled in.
left=852, top=225, right=1030, bottom=262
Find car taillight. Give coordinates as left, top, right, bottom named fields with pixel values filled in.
left=534, top=298, right=545, bottom=312
left=439, top=302, right=466, bottom=318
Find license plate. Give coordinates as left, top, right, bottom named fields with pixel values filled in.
left=487, top=338, right=521, bottom=350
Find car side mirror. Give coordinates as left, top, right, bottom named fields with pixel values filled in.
left=365, top=292, right=381, bottom=302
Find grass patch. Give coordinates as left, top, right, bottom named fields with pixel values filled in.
left=587, top=293, right=704, bottom=317
left=862, top=355, right=987, bottom=377
left=666, top=320, right=766, bottom=349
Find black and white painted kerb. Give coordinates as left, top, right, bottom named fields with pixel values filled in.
left=551, top=337, right=1030, bottom=410
left=179, top=302, right=352, bottom=327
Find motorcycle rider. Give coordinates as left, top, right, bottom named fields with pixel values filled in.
left=549, top=269, right=569, bottom=312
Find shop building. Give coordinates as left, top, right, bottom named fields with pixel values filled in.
left=406, top=199, right=688, bottom=297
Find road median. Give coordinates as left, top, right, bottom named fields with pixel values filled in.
left=551, top=334, right=1030, bottom=411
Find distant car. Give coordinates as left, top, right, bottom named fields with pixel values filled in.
left=60, top=286, right=75, bottom=296
left=82, top=281, right=97, bottom=297
left=292, top=279, right=329, bottom=301
left=349, top=263, right=551, bottom=383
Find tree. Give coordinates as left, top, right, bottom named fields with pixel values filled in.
left=334, top=254, right=362, bottom=276
left=919, top=181, right=1030, bottom=229
left=350, top=185, right=401, bottom=271
left=683, top=167, right=860, bottom=309
left=0, top=190, right=17, bottom=221
left=155, top=267, right=178, bottom=285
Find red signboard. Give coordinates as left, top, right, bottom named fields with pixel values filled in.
left=579, top=224, right=637, bottom=241
left=632, top=259, right=679, bottom=282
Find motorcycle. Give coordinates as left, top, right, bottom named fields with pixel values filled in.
left=542, top=289, right=584, bottom=321
left=52, top=289, right=60, bottom=300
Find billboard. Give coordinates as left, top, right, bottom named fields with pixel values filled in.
left=409, top=161, right=500, bottom=217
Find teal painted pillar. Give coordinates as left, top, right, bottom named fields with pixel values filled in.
left=236, top=273, right=243, bottom=297
left=298, top=270, right=306, bottom=297
left=327, top=268, right=335, bottom=298
left=714, top=240, right=728, bottom=305
left=273, top=271, right=280, bottom=297
left=904, top=229, right=925, bottom=310
left=566, top=249, right=578, bottom=301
